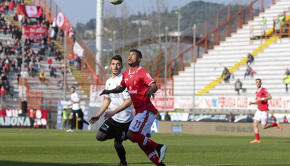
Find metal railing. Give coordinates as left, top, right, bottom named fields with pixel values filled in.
left=141, top=0, right=277, bottom=90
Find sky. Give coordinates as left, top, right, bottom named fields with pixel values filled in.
left=54, top=0, right=230, bottom=26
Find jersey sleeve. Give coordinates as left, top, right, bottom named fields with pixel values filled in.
left=120, top=72, right=126, bottom=87
left=263, top=88, right=269, bottom=96
left=104, top=80, right=110, bottom=98
left=122, top=88, right=131, bottom=99
left=142, top=70, right=155, bottom=86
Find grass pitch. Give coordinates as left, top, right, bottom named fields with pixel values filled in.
left=0, top=129, right=289, bottom=166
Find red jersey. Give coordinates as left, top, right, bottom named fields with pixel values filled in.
left=255, top=87, right=269, bottom=111
left=120, top=66, right=157, bottom=115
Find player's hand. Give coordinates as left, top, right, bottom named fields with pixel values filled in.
left=89, top=115, right=100, bottom=124
left=104, top=111, right=115, bottom=120
left=146, top=89, right=155, bottom=99
left=100, top=89, right=110, bottom=96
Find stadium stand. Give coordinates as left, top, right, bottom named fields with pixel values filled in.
left=173, top=0, right=290, bottom=96
left=0, top=1, right=88, bottom=112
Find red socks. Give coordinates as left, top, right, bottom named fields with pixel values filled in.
left=255, top=133, right=260, bottom=140
left=131, top=133, right=158, bottom=149
left=139, top=144, right=164, bottom=165
left=272, top=123, right=277, bottom=127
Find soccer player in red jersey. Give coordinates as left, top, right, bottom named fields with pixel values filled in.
left=100, top=49, right=167, bottom=166
left=249, top=79, right=282, bottom=143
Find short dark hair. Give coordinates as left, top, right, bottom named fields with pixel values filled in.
left=129, top=49, right=142, bottom=59
left=71, top=86, right=75, bottom=90
left=256, top=78, right=262, bottom=83
left=111, top=55, right=122, bottom=65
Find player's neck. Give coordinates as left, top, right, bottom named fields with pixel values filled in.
left=129, top=64, right=139, bottom=70
left=111, top=72, right=120, bottom=78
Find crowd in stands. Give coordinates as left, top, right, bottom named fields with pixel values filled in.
left=0, top=0, right=81, bottom=107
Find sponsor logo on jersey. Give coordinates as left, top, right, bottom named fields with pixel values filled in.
left=128, top=90, right=137, bottom=94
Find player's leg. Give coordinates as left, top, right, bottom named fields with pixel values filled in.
left=114, top=141, right=127, bottom=166
left=127, top=110, right=167, bottom=163
left=67, top=110, right=76, bottom=132
left=138, top=143, right=166, bottom=166
left=251, top=110, right=261, bottom=143
left=261, top=111, right=282, bottom=131
left=96, top=117, right=116, bottom=141
left=114, top=120, right=131, bottom=166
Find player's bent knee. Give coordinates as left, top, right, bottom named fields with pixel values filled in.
left=126, top=130, right=134, bottom=140
left=261, top=125, right=267, bottom=129
left=96, top=132, right=106, bottom=141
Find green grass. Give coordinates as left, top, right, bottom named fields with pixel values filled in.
left=0, top=129, right=289, bottom=166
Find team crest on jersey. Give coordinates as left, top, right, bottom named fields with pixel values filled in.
left=129, top=86, right=132, bottom=90
left=125, top=78, right=128, bottom=83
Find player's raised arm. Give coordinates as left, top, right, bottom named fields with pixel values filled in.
left=146, top=82, right=158, bottom=99
left=104, top=98, right=132, bottom=119
left=89, top=98, right=111, bottom=124
left=99, top=85, right=126, bottom=96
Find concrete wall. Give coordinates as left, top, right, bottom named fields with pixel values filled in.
left=159, top=121, right=290, bottom=137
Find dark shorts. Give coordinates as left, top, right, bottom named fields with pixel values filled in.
left=99, top=117, right=131, bottom=142
left=69, top=109, right=83, bottom=119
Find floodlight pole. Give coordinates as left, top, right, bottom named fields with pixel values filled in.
left=192, top=24, right=196, bottom=117
left=164, top=26, right=168, bottom=113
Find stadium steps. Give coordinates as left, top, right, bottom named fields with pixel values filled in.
left=53, top=40, right=91, bottom=98
left=197, top=36, right=279, bottom=95
left=173, top=0, right=290, bottom=96
left=23, top=0, right=34, bottom=6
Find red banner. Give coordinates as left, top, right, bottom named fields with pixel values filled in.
left=57, top=10, right=71, bottom=34
left=22, top=26, right=47, bottom=41
left=151, top=96, right=174, bottom=111
left=1, top=109, right=48, bottom=128
left=17, top=5, right=42, bottom=18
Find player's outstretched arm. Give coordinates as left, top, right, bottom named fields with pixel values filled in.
left=99, top=85, right=125, bottom=96
left=104, top=98, right=132, bottom=119
left=146, top=83, right=158, bottom=99
left=89, top=98, right=111, bottom=124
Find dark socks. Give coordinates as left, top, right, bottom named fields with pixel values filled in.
left=115, top=146, right=127, bottom=165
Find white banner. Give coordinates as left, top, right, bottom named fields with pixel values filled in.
left=73, top=42, right=84, bottom=57
left=175, top=96, right=290, bottom=110
left=90, top=85, right=105, bottom=107
left=25, top=6, right=38, bottom=17
left=57, top=11, right=65, bottom=28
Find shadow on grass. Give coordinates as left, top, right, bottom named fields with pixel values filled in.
left=0, top=161, right=153, bottom=166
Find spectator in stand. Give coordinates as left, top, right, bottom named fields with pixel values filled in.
left=164, top=111, right=171, bottom=121
left=28, top=65, right=36, bottom=77
left=246, top=53, right=254, bottom=65
left=57, top=29, right=64, bottom=44
left=234, top=79, right=243, bottom=95
left=222, top=67, right=231, bottom=83
left=4, top=0, right=9, bottom=13
left=47, top=40, right=54, bottom=57
left=24, top=56, right=30, bottom=68
left=1, top=73, right=7, bottom=82
left=49, top=64, right=56, bottom=78
left=13, top=12, right=17, bottom=21
left=261, top=17, right=267, bottom=34
left=246, top=113, right=253, bottom=123
left=283, top=68, right=290, bottom=92
left=268, top=113, right=277, bottom=123
left=67, top=54, right=73, bottom=66
left=227, top=112, right=235, bottom=122
left=0, top=85, right=5, bottom=104
left=55, top=49, right=62, bottom=61
left=8, top=0, right=14, bottom=16
left=283, top=116, right=288, bottom=123
left=39, top=69, right=46, bottom=83
left=47, top=57, right=53, bottom=66
left=9, top=84, right=14, bottom=101
left=73, top=54, right=79, bottom=70
left=244, top=65, right=254, bottom=78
